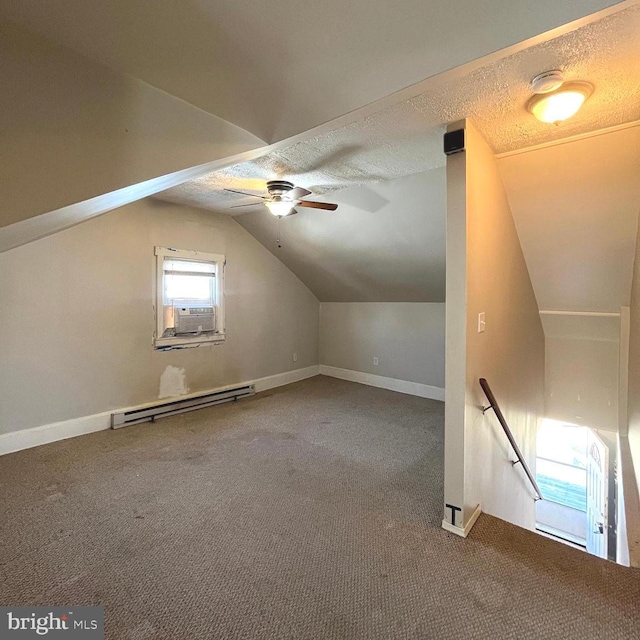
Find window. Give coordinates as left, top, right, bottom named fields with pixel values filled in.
left=154, top=247, right=225, bottom=349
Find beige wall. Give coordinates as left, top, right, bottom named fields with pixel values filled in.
left=616, top=438, right=630, bottom=566
left=619, top=307, right=630, bottom=436
left=443, top=134, right=469, bottom=527
left=545, top=337, right=619, bottom=431
left=0, top=199, right=319, bottom=435
left=624, top=216, right=640, bottom=565
left=319, top=303, right=445, bottom=388
left=0, top=22, right=262, bottom=230
left=445, top=120, right=545, bottom=531
left=618, top=437, right=639, bottom=566
left=628, top=218, right=640, bottom=489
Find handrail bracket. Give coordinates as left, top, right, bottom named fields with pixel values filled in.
left=478, top=378, right=544, bottom=502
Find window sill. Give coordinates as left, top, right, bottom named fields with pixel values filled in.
left=154, top=332, right=226, bottom=350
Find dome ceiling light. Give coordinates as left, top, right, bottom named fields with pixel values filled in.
left=527, top=71, right=593, bottom=124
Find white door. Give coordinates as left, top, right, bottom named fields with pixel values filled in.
left=586, top=430, right=609, bottom=559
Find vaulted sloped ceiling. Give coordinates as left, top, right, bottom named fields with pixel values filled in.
left=155, top=4, right=640, bottom=303
left=235, top=169, right=446, bottom=302
left=158, top=2, right=640, bottom=214
left=0, top=0, right=622, bottom=142
left=500, top=125, right=640, bottom=314
left=1, top=0, right=637, bottom=309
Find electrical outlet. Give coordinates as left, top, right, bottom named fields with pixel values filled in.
left=373, top=357, right=379, bottom=366
left=293, top=353, right=298, bottom=362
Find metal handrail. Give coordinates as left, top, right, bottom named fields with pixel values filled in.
left=479, top=378, right=544, bottom=501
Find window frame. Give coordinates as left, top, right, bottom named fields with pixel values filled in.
left=154, top=247, right=226, bottom=349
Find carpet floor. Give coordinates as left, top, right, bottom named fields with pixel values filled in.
left=1, top=375, right=639, bottom=639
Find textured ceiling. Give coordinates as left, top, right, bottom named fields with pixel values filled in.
left=152, top=5, right=640, bottom=305
left=419, top=2, right=640, bottom=154
left=0, top=0, right=619, bottom=142
left=157, top=4, right=640, bottom=214
left=156, top=111, right=445, bottom=213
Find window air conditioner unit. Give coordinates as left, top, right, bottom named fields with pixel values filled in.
left=174, top=306, right=215, bottom=334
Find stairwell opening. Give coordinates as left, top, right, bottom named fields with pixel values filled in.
left=535, top=418, right=619, bottom=563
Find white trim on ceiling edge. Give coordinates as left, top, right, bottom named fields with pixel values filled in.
left=0, top=365, right=320, bottom=456
left=319, top=365, right=445, bottom=402
left=495, top=120, right=640, bottom=159
left=441, top=503, right=482, bottom=538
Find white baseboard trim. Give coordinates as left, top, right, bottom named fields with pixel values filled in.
left=0, top=412, right=113, bottom=457
left=319, top=365, right=445, bottom=401
left=442, top=503, right=482, bottom=538
left=0, top=365, right=321, bottom=457
left=251, top=365, right=320, bottom=393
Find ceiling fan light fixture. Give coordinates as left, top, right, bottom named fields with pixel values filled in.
left=527, top=80, right=593, bottom=124
left=226, top=180, right=336, bottom=216
left=265, top=199, right=295, bottom=217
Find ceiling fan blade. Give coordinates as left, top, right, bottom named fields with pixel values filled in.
left=224, top=188, right=267, bottom=200
left=229, top=202, right=264, bottom=208
left=297, top=200, right=338, bottom=211
left=287, top=186, right=312, bottom=200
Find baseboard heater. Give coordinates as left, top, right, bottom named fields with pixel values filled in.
left=111, top=384, right=255, bottom=429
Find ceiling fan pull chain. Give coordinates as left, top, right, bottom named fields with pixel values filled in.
left=277, top=218, right=282, bottom=249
